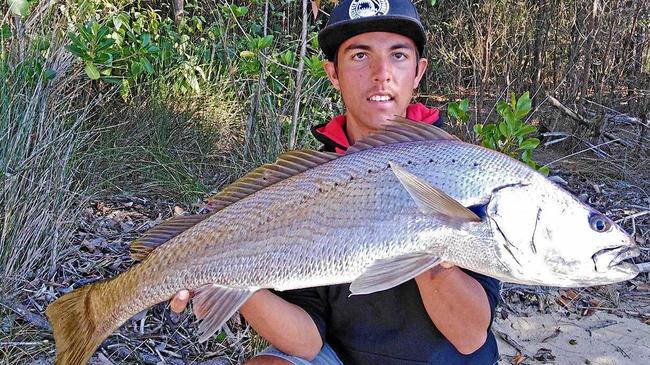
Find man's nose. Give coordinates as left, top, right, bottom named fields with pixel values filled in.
left=372, top=58, right=392, bottom=83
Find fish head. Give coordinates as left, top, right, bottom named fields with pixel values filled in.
left=486, top=181, right=639, bottom=287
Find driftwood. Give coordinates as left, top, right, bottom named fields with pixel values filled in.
left=545, top=93, right=630, bottom=147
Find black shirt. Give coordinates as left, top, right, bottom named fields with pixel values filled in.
left=275, top=114, right=500, bottom=365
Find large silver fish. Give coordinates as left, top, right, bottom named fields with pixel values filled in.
left=46, top=119, right=640, bottom=365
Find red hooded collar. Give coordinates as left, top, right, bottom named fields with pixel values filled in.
left=313, top=103, right=441, bottom=154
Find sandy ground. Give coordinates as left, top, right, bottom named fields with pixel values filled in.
left=495, top=310, right=650, bottom=364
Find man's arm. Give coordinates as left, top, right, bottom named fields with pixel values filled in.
left=414, top=265, right=493, bottom=355
left=170, top=289, right=322, bottom=360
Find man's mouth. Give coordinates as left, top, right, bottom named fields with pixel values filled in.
left=368, top=95, right=394, bottom=102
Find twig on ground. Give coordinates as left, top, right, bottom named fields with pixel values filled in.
left=616, top=210, right=650, bottom=223
left=637, top=262, right=650, bottom=273
left=494, top=329, right=529, bottom=357
left=0, top=297, right=51, bottom=331
left=0, top=340, right=50, bottom=346
left=545, top=92, right=631, bottom=146
left=544, top=138, right=621, bottom=167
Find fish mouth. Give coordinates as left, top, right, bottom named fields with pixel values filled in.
left=592, top=245, right=640, bottom=272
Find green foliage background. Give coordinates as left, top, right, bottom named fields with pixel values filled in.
left=1, top=0, right=648, bottom=294
left=0, top=1, right=648, bottom=363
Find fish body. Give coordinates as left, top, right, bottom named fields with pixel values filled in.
left=46, top=121, right=640, bottom=365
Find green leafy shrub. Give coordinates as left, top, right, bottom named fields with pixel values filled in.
left=448, top=92, right=549, bottom=175
left=447, top=98, right=470, bottom=123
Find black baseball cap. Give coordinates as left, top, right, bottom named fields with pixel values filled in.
left=318, top=0, right=426, bottom=61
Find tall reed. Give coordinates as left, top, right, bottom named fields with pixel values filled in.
left=0, top=7, right=95, bottom=292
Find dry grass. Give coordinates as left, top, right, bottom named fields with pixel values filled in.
left=0, top=11, right=98, bottom=294
left=1, top=195, right=268, bottom=364
left=2, top=109, right=648, bottom=364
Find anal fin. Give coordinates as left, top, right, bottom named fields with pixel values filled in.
left=192, top=284, right=255, bottom=342
left=350, top=253, right=441, bottom=295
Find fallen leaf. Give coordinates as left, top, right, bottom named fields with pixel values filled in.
left=583, top=298, right=601, bottom=316
left=564, top=289, right=579, bottom=300
left=634, top=232, right=646, bottom=245
left=569, top=338, right=577, bottom=345
left=173, top=206, right=186, bottom=216
left=510, top=352, right=526, bottom=365
left=311, top=0, right=319, bottom=19
left=81, top=239, right=98, bottom=254
left=541, top=327, right=561, bottom=342
left=95, top=353, right=113, bottom=365
left=635, top=283, right=650, bottom=292
left=556, top=295, right=572, bottom=309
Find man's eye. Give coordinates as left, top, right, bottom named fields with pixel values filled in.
left=353, top=53, right=367, bottom=60
left=394, top=52, right=407, bottom=60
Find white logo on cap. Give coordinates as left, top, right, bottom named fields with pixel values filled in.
left=349, top=0, right=390, bottom=19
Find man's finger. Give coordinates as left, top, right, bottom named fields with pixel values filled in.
left=439, top=262, right=455, bottom=269
left=170, top=289, right=190, bottom=313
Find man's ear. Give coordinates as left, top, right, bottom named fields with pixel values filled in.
left=413, top=58, right=429, bottom=89
left=323, top=61, right=341, bottom=90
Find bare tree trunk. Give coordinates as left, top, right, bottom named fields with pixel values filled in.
left=172, top=0, right=184, bottom=24
left=595, top=1, right=618, bottom=104
left=530, top=0, right=547, bottom=107
left=289, top=0, right=308, bottom=149
left=619, top=0, right=645, bottom=82
left=577, top=0, right=600, bottom=113
left=566, top=5, right=583, bottom=102
left=245, top=0, right=270, bottom=156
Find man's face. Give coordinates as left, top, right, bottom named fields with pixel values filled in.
left=324, top=32, right=428, bottom=142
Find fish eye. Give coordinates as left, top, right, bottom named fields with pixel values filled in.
left=589, top=213, right=611, bottom=232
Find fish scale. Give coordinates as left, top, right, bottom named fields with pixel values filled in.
left=152, top=141, right=527, bottom=291
left=45, top=121, right=640, bottom=365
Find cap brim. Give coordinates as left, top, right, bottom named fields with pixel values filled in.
left=318, top=16, right=426, bottom=61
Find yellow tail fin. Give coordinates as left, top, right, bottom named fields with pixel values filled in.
left=45, top=283, right=115, bottom=365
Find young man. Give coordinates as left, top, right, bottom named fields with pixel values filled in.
left=171, top=1, right=500, bottom=364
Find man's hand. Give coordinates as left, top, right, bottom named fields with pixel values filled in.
left=168, top=288, right=322, bottom=359
left=170, top=289, right=191, bottom=313
left=415, top=262, right=491, bottom=355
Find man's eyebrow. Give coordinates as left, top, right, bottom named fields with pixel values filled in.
left=342, top=42, right=415, bottom=53
left=342, top=43, right=371, bottom=53
left=389, top=43, right=415, bottom=51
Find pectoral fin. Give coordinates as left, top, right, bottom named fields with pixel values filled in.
left=389, top=161, right=481, bottom=222
left=192, top=284, right=255, bottom=342
left=350, top=253, right=441, bottom=295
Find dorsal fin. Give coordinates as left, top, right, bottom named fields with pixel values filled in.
left=129, top=150, right=339, bottom=260
left=345, top=116, right=459, bottom=154
left=205, top=150, right=339, bottom=210
left=130, top=214, right=212, bottom=261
